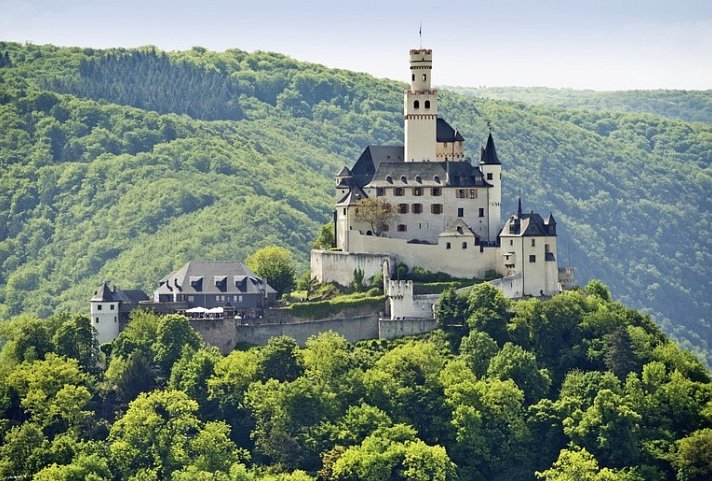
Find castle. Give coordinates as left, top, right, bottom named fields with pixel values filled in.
left=91, top=44, right=574, bottom=348
left=311, top=46, right=572, bottom=318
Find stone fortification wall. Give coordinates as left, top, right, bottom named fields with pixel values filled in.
left=190, top=318, right=238, bottom=354
left=311, top=250, right=393, bottom=286
left=379, top=318, right=438, bottom=339
left=347, top=231, right=498, bottom=279
left=235, top=315, right=380, bottom=346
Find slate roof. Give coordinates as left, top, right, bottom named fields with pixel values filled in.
left=480, top=133, right=501, bottom=165
left=336, top=184, right=368, bottom=206
left=350, top=146, right=404, bottom=188
left=155, top=261, right=276, bottom=296
left=500, top=211, right=557, bottom=237
left=91, top=281, right=149, bottom=303
left=366, top=160, right=490, bottom=188
left=436, top=118, right=465, bottom=142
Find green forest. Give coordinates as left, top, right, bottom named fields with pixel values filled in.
left=1, top=281, right=711, bottom=480
left=0, top=41, right=710, bottom=367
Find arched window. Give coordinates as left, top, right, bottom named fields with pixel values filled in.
left=424, top=100, right=431, bottom=109
left=413, top=100, right=420, bottom=109
left=422, top=74, right=427, bottom=81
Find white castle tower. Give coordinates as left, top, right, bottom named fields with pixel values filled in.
left=480, top=133, right=502, bottom=241
left=404, top=48, right=437, bottom=162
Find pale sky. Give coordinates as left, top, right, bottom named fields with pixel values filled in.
left=2, top=0, right=711, bottom=90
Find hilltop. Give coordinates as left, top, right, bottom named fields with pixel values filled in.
left=0, top=42, right=710, bottom=363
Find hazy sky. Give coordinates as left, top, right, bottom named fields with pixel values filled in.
left=2, top=0, right=711, bottom=90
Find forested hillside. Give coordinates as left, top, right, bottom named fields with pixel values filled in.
left=1, top=283, right=711, bottom=480
left=447, top=86, right=712, bottom=124
left=0, top=42, right=710, bottom=364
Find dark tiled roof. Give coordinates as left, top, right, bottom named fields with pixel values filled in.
left=156, top=261, right=276, bottom=296
left=336, top=184, right=368, bottom=206
left=350, top=146, right=404, bottom=187
left=436, top=118, right=465, bottom=142
left=367, top=160, right=489, bottom=188
left=122, top=290, right=150, bottom=303
left=369, top=161, right=446, bottom=187
left=545, top=251, right=556, bottom=262
left=500, top=211, right=557, bottom=237
left=480, top=133, right=501, bottom=165
left=91, top=281, right=120, bottom=302
left=91, top=281, right=148, bottom=303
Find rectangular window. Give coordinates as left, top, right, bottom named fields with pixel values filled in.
left=479, top=208, right=485, bottom=217
left=469, top=189, right=477, bottom=199
left=462, top=242, right=468, bottom=249
left=456, top=189, right=466, bottom=199
left=239, top=295, right=243, bottom=302
left=343, top=208, right=346, bottom=215
left=431, top=204, right=443, bottom=214
left=413, top=187, right=422, bottom=196
left=412, top=203, right=423, bottom=214
left=97, top=305, right=102, bottom=311
left=95, top=317, right=99, bottom=323
left=397, top=224, right=407, bottom=232
left=458, top=207, right=464, bottom=218
left=114, top=316, right=117, bottom=323
left=531, top=239, right=536, bottom=247
left=376, top=187, right=385, bottom=197
left=446, top=242, right=451, bottom=249
left=234, top=295, right=238, bottom=301
left=510, top=239, right=513, bottom=246
left=398, top=204, right=409, bottom=214
left=110, top=304, right=115, bottom=310
left=545, top=244, right=550, bottom=252
left=529, top=255, right=536, bottom=263
left=431, top=187, right=441, bottom=196
left=394, top=187, right=405, bottom=196
left=487, top=173, right=493, bottom=180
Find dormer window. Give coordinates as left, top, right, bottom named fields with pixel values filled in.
left=433, top=175, right=440, bottom=183
left=400, top=175, right=407, bottom=183
left=190, top=276, right=203, bottom=291
left=415, top=175, right=421, bottom=183
left=386, top=175, right=393, bottom=183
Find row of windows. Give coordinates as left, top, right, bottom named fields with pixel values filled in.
left=376, top=187, right=453, bottom=197
left=412, top=99, right=431, bottom=109
left=182, top=295, right=244, bottom=302
left=411, top=73, right=428, bottom=82
left=95, top=316, right=117, bottom=323
left=445, top=241, right=472, bottom=250
left=506, top=239, right=550, bottom=251
left=96, top=304, right=115, bottom=311
left=455, top=189, right=478, bottom=199
left=392, top=204, right=487, bottom=217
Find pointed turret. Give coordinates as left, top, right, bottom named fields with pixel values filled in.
left=481, top=133, right=501, bottom=165
left=544, top=213, right=557, bottom=235
left=91, top=281, right=118, bottom=302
